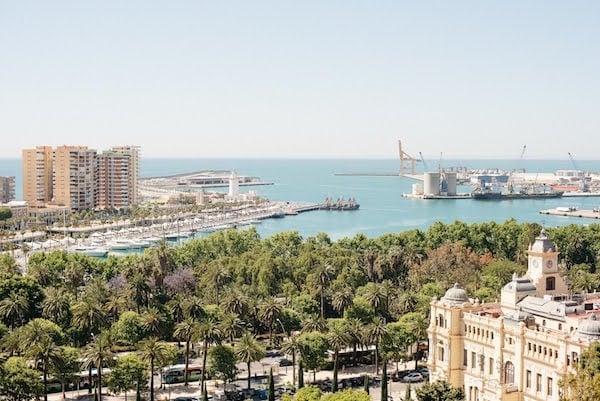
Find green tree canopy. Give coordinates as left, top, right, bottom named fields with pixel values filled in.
left=0, top=357, right=43, bottom=401
left=415, top=380, right=465, bottom=401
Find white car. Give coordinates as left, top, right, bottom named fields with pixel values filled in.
left=402, top=372, right=424, bottom=382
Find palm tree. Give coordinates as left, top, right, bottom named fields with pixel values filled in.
left=281, top=334, right=301, bottom=387
left=363, top=282, right=387, bottom=317
left=51, top=346, right=80, bottom=400
left=331, top=288, right=353, bottom=317
left=183, top=296, right=206, bottom=321
left=129, top=273, right=150, bottom=313
left=167, top=294, right=185, bottom=324
left=27, top=335, right=62, bottom=401
left=365, top=317, right=389, bottom=375
left=81, top=332, right=114, bottom=401
left=64, top=261, right=86, bottom=299
left=138, top=337, right=175, bottom=401
left=258, top=298, right=282, bottom=347
left=21, top=319, right=64, bottom=401
left=152, top=240, right=172, bottom=288
left=221, top=312, right=246, bottom=344
left=0, top=293, right=29, bottom=328
left=222, top=289, right=249, bottom=316
left=42, top=287, right=73, bottom=326
left=173, top=318, right=200, bottom=386
left=104, top=294, right=129, bottom=324
left=71, top=297, right=107, bottom=342
left=198, top=315, right=223, bottom=392
left=311, top=263, right=335, bottom=319
left=141, top=307, right=166, bottom=338
left=205, top=261, right=231, bottom=305
left=234, top=332, right=265, bottom=389
left=301, top=313, right=327, bottom=333
left=327, top=320, right=350, bottom=393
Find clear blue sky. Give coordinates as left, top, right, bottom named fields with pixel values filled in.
left=1, top=1, right=599, bottom=160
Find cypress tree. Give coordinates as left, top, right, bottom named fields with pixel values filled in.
left=298, top=360, right=304, bottom=389
left=381, top=359, right=388, bottom=401
left=268, top=368, right=275, bottom=401
left=363, top=375, right=370, bottom=394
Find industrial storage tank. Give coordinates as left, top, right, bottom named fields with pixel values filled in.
left=423, top=172, right=440, bottom=196
left=444, top=172, right=457, bottom=196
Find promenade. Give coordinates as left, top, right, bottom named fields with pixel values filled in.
left=48, top=357, right=423, bottom=401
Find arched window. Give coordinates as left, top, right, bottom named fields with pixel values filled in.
left=504, top=361, right=515, bottom=385
left=546, top=276, right=556, bottom=291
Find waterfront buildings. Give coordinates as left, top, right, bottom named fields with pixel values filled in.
left=22, top=145, right=140, bottom=211
left=428, top=229, right=600, bottom=401
left=22, top=145, right=53, bottom=207
left=0, top=176, right=15, bottom=203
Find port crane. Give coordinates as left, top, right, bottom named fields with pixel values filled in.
left=419, top=152, right=429, bottom=171
left=398, top=140, right=420, bottom=176
left=568, top=152, right=580, bottom=171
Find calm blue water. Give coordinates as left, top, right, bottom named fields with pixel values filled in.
left=2, top=158, right=600, bottom=241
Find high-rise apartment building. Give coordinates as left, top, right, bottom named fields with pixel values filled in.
left=22, top=145, right=140, bottom=211
left=0, top=176, right=16, bottom=203
left=109, top=145, right=140, bottom=206
left=53, top=145, right=97, bottom=211
left=96, top=150, right=132, bottom=209
left=22, top=146, right=54, bottom=207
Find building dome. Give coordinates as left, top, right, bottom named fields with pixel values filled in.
left=577, top=314, right=600, bottom=341
left=529, top=229, right=556, bottom=253
left=442, top=283, right=469, bottom=305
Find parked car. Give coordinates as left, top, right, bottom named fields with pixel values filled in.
left=402, top=372, right=424, bottom=383
left=418, top=368, right=430, bottom=378
left=279, top=358, right=293, bottom=367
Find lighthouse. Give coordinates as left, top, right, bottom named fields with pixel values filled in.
left=228, top=170, right=239, bottom=199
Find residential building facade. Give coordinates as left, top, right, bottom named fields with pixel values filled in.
left=0, top=176, right=15, bottom=203
left=22, top=146, right=53, bottom=207
left=428, top=229, right=600, bottom=401
left=53, top=145, right=96, bottom=210
left=22, top=145, right=140, bottom=211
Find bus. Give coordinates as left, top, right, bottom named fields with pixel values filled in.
left=162, top=364, right=204, bottom=384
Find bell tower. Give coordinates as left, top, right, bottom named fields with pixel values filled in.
left=526, top=229, right=568, bottom=296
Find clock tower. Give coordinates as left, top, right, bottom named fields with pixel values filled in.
left=526, top=229, right=568, bottom=296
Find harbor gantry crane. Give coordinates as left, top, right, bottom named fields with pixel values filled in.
left=398, top=140, right=420, bottom=176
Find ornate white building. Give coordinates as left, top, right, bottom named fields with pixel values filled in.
left=427, top=229, right=600, bottom=401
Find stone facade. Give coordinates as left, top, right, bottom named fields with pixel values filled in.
left=428, top=229, right=600, bottom=401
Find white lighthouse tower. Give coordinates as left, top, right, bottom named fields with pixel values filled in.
left=228, top=170, right=239, bottom=200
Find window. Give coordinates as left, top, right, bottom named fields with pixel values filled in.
left=547, top=377, right=553, bottom=396
left=438, top=345, right=445, bottom=362
left=546, top=276, right=556, bottom=291
left=504, top=362, right=515, bottom=385
left=526, top=370, right=532, bottom=388
left=536, top=374, right=542, bottom=392
left=489, top=357, right=494, bottom=375
left=464, top=349, right=468, bottom=367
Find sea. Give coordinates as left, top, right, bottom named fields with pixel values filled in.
left=2, top=158, right=600, bottom=241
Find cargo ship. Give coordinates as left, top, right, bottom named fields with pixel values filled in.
left=319, top=197, right=360, bottom=210
left=471, top=186, right=564, bottom=200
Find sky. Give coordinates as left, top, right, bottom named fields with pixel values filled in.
left=1, top=1, right=599, bottom=160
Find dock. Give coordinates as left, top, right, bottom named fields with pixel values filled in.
left=402, top=193, right=471, bottom=200
left=539, top=208, right=600, bottom=219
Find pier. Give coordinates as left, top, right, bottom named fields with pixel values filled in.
left=539, top=207, right=600, bottom=219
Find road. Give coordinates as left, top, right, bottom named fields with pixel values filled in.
left=47, top=354, right=425, bottom=401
